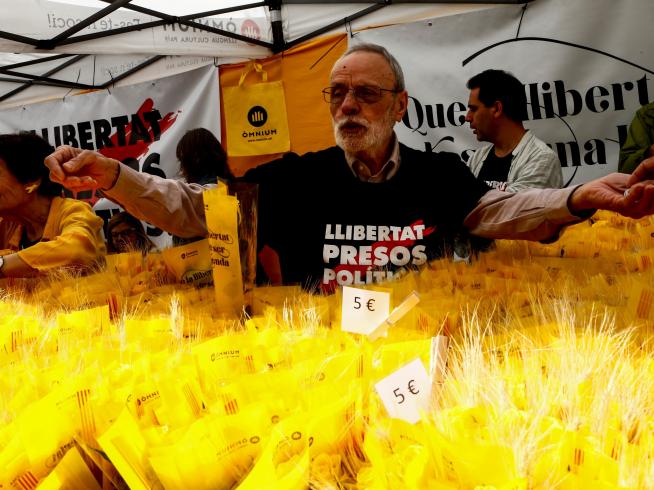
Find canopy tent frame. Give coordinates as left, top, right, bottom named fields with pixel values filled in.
left=0, top=0, right=533, bottom=103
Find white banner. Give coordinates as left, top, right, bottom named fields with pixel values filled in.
left=357, top=0, right=654, bottom=185
left=0, top=0, right=270, bottom=57
left=0, top=65, right=221, bottom=247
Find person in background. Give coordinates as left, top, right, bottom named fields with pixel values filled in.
left=465, top=69, right=563, bottom=192
left=106, top=211, right=157, bottom=254
left=619, top=101, right=654, bottom=174
left=459, top=69, right=564, bottom=257
left=176, top=127, right=233, bottom=186
left=173, top=128, right=233, bottom=246
left=0, top=132, right=105, bottom=278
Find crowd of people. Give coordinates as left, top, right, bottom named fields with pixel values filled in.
left=2, top=43, right=654, bottom=292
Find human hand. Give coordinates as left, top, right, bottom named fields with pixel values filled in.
left=44, top=146, right=120, bottom=192
left=626, top=154, right=654, bottom=186
left=570, top=172, right=654, bottom=219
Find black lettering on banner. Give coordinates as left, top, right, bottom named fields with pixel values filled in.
left=111, top=115, right=129, bottom=146
left=142, top=152, right=166, bottom=179
left=62, top=124, right=78, bottom=146
left=78, top=121, right=93, bottom=149
left=94, top=119, right=114, bottom=149
left=129, top=114, right=151, bottom=144
left=143, top=110, right=163, bottom=141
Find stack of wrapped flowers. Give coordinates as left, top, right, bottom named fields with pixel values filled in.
left=1, top=211, right=654, bottom=489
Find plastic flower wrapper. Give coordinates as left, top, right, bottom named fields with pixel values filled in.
left=97, top=409, right=164, bottom=490
left=149, top=403, right=269, bottom=489
left=371, top=338, right=431, bottom=380
left=310, top=452, right=344, bottom=488
left=151, top=365, right=206, bottom=429
left=360, top=418, right=439, bottom=489
left=432, top=407, right=522, bottom=488
left=223, top=368, right=301, bottom=419
left=0, top=313, right=41, bottom=361
left=192, top=331, right=259, bottom=388
left=56, top=304, right=111, bottom=343
left=530, top=427, right=620, bottom=489
left=251, top=285, right=305, bottom=315
left=237, top=413, right=310, bottom=490
left=37, top=445, right=101, bottom=490
left=302, top=349, right=369, bottom=390
left=282, top=330, right=343, bottom=367
left=123, top=317, right=175, bottom=352
left=302, top=380, right=364, bottom=454
left=49, top=270, right=123, bottom=305
left=106, top=251, right=144, bottom=278
left=0, top=376, right=92, bottom=484
left=243, top=313, right=275, bottom=333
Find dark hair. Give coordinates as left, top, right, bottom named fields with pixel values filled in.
left=106, top=211, right=153, bottom=254
left=466, top=69, right=527, bottom=122
left=176, top=128, right=232, bottom=184
left=342, top=43, right=405, bottom=91
left=0, top=132, right=62, bottom=197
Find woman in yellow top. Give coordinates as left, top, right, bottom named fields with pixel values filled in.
left=0, top=132, right=106, bottom=277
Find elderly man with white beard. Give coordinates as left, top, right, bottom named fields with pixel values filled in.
left=45, top=43, right=654, bottom=292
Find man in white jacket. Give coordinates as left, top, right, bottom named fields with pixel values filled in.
left=465, top=69, right=563, bottom=193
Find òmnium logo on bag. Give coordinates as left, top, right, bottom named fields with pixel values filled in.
left=225, top=68, right=289, bottom=155
left=247, top=106, right=267, bottom=127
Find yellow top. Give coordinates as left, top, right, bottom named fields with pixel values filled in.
left=0, top=197, right=106, bottom=272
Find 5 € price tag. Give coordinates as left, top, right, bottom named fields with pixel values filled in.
left=374, top=358, right=432, bottom=424
left=341, top=286, right=390, bottom=335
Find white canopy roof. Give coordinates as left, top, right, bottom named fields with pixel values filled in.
left=0, top=0, right=515, bottom=107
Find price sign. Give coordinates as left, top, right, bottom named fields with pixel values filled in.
left=341, top=286, right=390, bottom=335
left=374, top=358, right=432, bottom=424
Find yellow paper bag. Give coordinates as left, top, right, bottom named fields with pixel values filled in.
left=223, top=61, right=290, bottom=156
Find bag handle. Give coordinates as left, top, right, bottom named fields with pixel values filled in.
left=238, top=61, right=268, bottom=86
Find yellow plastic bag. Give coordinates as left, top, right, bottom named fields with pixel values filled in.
left=203, top=188, right=245, bottom=316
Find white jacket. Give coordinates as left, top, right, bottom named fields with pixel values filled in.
left=467, top=130, right=563, bottom=193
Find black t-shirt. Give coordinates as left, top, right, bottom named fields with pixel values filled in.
left=242, top=144, right=489, bottom=291
left=476, top=149, right=513, bottom=191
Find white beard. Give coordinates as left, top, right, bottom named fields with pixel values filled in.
left=333, top=110, right=396, bottom=155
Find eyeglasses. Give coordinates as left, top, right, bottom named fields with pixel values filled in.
left=322, top=85, right=400, bottom=105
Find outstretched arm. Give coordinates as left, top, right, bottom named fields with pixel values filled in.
left=466, top=171, right=654, bottom=241
left=45, top=146, right=120, bottom=192
left=45, top=146, right=208, bottom=238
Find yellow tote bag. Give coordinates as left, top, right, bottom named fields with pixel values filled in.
left=223, top=61, right=290, bottom=156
